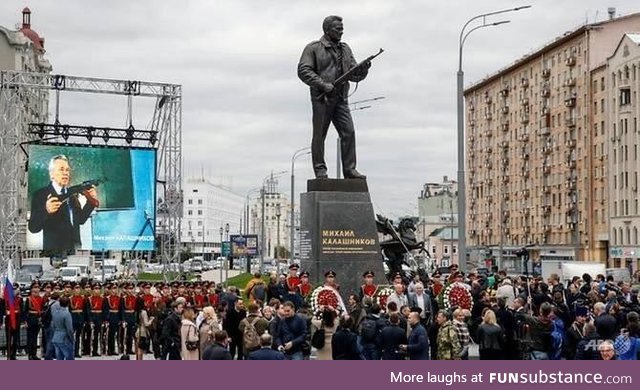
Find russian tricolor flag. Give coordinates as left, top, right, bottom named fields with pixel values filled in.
left=3, top=276, right=17, bottom=330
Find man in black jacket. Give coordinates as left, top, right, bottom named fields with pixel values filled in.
left=28, top=155, right=98, bottom=253
left=332, top=316, right=362, bottom=360
left=298, top=15, right=371, bottom=180
left=379, top=313, right=407, bottom=360
left=160, top=300, right=183, bottom=360
left=202, top=330, right=232, bottom=360
left=273, top=301, right=307, bottom=360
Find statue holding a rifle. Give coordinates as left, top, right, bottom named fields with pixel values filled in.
left=298, top=15, right=383, bottom=180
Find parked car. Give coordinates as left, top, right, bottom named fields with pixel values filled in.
left=38, top=269, right=60, bottom=284
left=14, top=271, right=36, bottom=296
left=190, top=259, right=203, bottom=273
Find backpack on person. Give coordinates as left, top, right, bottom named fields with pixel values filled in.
left=548, top=318, right=564, bottom=360
left=252, top=283, right=267, bottom=303
left=360, top=317, right=378, bottom=343
left=242, top=316, right=261, bottom=351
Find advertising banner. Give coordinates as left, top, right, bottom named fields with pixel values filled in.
left=230, top=234, right=258, bottom=256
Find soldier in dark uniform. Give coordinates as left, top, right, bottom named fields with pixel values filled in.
left=88, top=283, right=106, bottom=356
left=358, top=271, right=378, bottom=303
left=25, top=282, right=44, bottom=359
left=3, top=282, right=23, bottom=360
left=70, top=283, right=88, bottom=357
left=105, top=283, right=123, bottom=355
left=122, top=283, right=138, bottom=355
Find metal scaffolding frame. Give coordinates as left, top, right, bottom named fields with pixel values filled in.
left=0, top=71, right=182, bottom=275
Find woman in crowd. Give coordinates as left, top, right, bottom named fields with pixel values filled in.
left=180, top=307, right=200, bottom=360
left=311, top=305, right=338, bottom=360
left=135, top=297, right=155, bottom=360
left=198, top=306, right=219, bottom=359
left=476, top=309, right=504, bottom=360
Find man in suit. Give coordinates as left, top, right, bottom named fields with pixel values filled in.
left=28, top=154, right=99, bottom=253
left=408, top=282, right=435, bottom=327
left=247, top=333, right=285, bottom=360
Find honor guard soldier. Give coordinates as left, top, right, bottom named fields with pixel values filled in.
left=297, top=271, right=313, bottom=298
left=359, top=271, right=377, bottom=303
left=122, top=283, right=138, bottom=354
left=25, top=282, right=44, bottom=359
left=105, top=283, right=123, bottom=355
left=160, top=283, right=172, bottom=305
left=63, top=282, right=73, bottom=297
left=88, top=283, right=106, bottom=356
left=286, top=264, right=301, bottom=293
left=192, top=283, right=206, bottom=311
left=70, top=283, right=88, bottom=357
left=324, top=270, right=339, bottom=290
left=4, top=282, right=23, bottom=360
left=207, top=282, right=219, bottom=307
left=142, top=283, right=154, bottom=309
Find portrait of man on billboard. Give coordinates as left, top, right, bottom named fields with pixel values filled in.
left=28, top=154, right=99, bottom=254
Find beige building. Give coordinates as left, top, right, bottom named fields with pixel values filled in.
left=0, top=7, right=52, bottom=74
left=607, top=34, right=640, bottom=271
left=464, top=12, right=640, bottom=273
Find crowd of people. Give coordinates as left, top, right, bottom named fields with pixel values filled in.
left=1, top=263, right=639, bottom=361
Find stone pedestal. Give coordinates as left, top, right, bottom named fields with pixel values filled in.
left=300, top=179, right=384, bottom=298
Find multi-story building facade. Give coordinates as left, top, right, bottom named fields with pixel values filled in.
left=464, top=12, right=640, bottom=273
left=427, top=227, right=459, bottom=267
left=1, top=8, right=52, bottom=257
left=417, top=176, right=458, bottom=263
left=250, top=176, right=290, bottom=260
left=607, top=34, right=640, bottom=271
left=181, top=177, right=244, bottom=260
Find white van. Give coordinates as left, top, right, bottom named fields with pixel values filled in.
left=59, top=266, right=82, bottom=283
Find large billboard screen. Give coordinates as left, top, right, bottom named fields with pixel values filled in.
left=230, top=234, right=258, bottom=257
left=26, top=144, right=156, bottom=252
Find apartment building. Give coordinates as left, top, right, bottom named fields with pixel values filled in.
left=464, top=12, right=640, bottom=272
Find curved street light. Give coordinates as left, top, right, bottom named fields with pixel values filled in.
left=457, top=5, right=531, bottom=272
left=290, top=147, right=311, bottom=266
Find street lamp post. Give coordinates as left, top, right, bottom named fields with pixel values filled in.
left=219, top=226, right=223, bottom=283
left=290, top=147, right=311, bottom=266
left=457, top=5, right=531, bottom=272
left=275, top=203, right=281, bottom=274
left=260, top=170, right=287, bottom=273
left=225, top=223, right=229, bottom=280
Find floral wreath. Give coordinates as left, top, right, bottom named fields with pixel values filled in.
left=310, top=286, right=343, bottom=315
left=373, top=286, right=394, bottom=311
left=442, top=282, right=473, bottom=311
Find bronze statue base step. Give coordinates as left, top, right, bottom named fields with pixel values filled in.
left=307, top=178, right=368, bottom=193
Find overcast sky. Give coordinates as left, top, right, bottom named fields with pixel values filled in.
left=1, top=0, right=637, bottom=218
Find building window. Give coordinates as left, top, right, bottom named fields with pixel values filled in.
left=198, top=199, right=203, bottom=205
left=197, top=210, right=202, bottom=215
left=432, top=246, right=437, bottom=254
left=187, top=210, right=193, bottom=216
left=453, top=245, right=457, bottom=254
left=188, top=199, right=193, bottom=205
left=620, top=88, right=631, bottom=106
left=197, top=231, right=202, bottom=237
left=197, top=221, right=202, bottom=226
left=444, top=246, right=449, bottom=254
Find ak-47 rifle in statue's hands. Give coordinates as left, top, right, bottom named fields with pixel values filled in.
left=319, top=48, right=384, bottom=101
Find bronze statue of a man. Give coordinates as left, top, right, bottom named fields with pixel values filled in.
left=298, top=15, right=371, bottom=180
